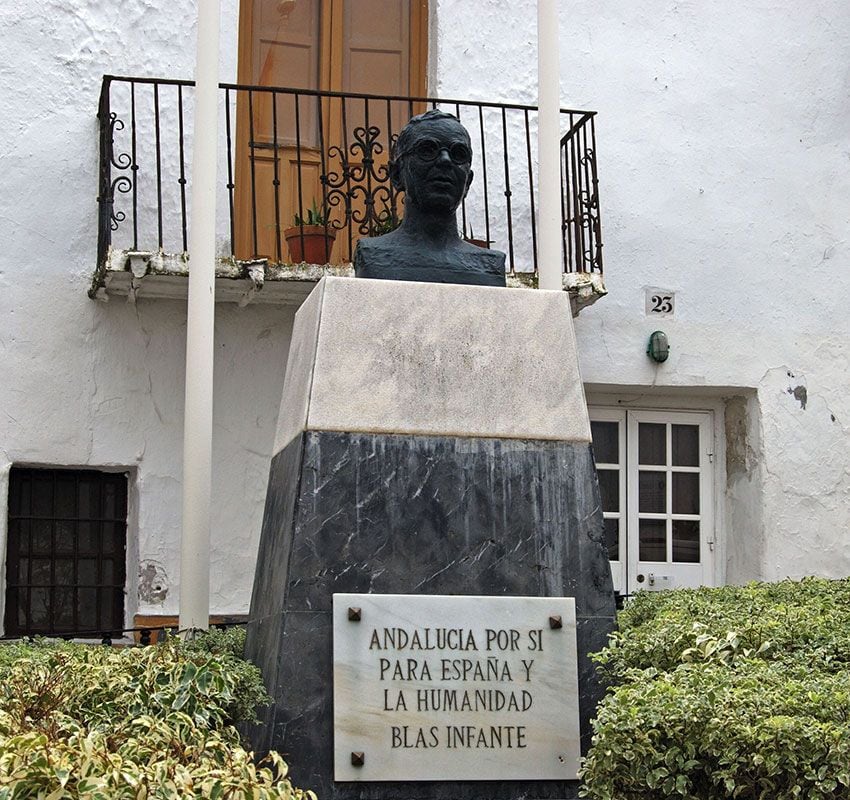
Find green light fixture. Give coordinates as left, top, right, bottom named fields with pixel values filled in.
left=647, top=331, right=670, bottom=363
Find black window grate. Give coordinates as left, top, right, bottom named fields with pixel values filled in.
left=4, top=468, right=127, bottom=636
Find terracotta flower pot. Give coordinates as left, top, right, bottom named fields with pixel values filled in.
left=284, top=225, right=336, bottom=264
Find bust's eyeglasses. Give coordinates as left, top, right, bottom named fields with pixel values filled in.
left=402, top=139, right=472, bottom=165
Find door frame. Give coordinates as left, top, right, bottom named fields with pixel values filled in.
left=626, top=408, right=715, bottom=595
left=588, top=400, right=725, bottom=595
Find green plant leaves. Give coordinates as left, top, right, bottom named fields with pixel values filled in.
left=581, top=578, right=850, bottom=800
left=293, top=199, right=327, bottom=227
left=0, top=629, right=315, bottom=800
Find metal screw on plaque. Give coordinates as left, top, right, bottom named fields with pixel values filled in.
left=549, top=615, right=563, bottom=630
left=348, top=607, right=362, bottom=622
left=351, top=751, right=365, bottom=767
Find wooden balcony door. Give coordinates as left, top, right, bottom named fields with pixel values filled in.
left=235, top=0, right=428, bottom=263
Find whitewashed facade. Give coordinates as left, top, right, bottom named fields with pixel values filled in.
left=0, top=0, right=848, bottom=634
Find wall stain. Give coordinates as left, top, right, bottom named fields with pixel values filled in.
left=138, top=560, right=169, bottom=604
left=787, top=385, right=808, bottom=410
left=726, top=396, right=756, bottom=481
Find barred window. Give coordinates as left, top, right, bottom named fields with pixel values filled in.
left=4, top=468, right=127, bottom=636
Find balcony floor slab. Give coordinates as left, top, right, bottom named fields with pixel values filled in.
left=90, top=248, right=606, bottom=314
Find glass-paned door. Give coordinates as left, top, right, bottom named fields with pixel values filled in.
left=589, top=408, right=715, bottom=596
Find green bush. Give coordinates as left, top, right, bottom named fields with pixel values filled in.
left=581, top=578, right=850, bottom=800
left=178, top=626, right=271, bottom=726
left=0, top=629, right=314, bottom=799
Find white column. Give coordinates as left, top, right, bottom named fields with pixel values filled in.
left=180, top=0, right=221, bottom=633
left=537, top=0, right=562, bottom=291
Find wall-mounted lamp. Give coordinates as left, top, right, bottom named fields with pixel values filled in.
left=647, top=331, right=670, bottom=363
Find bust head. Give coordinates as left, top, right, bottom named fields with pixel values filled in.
left=354, top=110, right=506, bottom=287
left=389, top=110, right=474, bottom=215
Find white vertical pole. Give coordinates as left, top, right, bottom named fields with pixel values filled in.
left=180, top=0, right=221, bottom=632
left=537, top=0, right=562, bottom=291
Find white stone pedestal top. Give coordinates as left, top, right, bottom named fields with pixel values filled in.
left=274, top=277, right=591, bottom=451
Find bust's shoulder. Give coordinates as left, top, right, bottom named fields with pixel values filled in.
left=460, top=241, right=506, bottom=268
left=354, top=233, right=401, bottom=277
left=355, top=233, right=397, bottom=252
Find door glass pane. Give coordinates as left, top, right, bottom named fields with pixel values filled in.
left=55, top=558, right=75, bottom=586
left=672, top=424, right=700, bottom=467
left=79, top=589, right=97, bottom=629
left=9, top=473, right=28, bottom=516
left=16, top=589, right=28, bottom=628
left=639, top=471, right=666, bottom=513
left=100, top=589, right=117, bottom=630
left=102, top=524, right=116, bottom=554
left=638, top=423, right=666, bottom=465
left=673, top=473, right=700, bottom=514
left=55, top=520, right=75, bottom=554
left=32, top=475, right=53, bottom=517
left=597, top=469, right=619, bottom=513
left=78, top=478, right=101, bottom=519
left=55, top=476, right=76, bottom=518
left=77, top=522, right=97, bottom=554
left=103, top=480, right=121, bottom=520
left=591, top=421, right=619, bottom=464
left=31, top=558, right=51, bottom=586
left=78, top=559, right=98, bottom=586
left=54, top=589, right=75, bottom=630
left=32, top=520, right=52, bottom=553
left=673, top=520, right=700, bottom=563
left=604, top=519, right=619, bottom=561
left=103, top=522, right=128, bottom=559
left=16, top=520, right=30, bottom=555
left=30, top=587, right=50, bottom=628
left=639, top=519, right=666, bottom=561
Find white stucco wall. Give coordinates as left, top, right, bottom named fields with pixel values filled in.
left=0, top=0, right=848, bottom=632
left=0, top=0, right=298, bottom=625
left=433, top=0, right=850, bottom=581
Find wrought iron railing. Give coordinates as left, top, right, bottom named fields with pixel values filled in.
left=96, top=75, right=602, bottom=282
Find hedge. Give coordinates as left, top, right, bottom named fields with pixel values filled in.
left=580, top=578, right=850, bottom=800
left=0, top=628, right=314, bottom=799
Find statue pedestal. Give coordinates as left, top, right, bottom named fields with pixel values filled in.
left=244, top=277, right=615, bottom=800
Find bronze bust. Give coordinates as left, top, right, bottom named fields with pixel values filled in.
left=354, top=110, right=507, bottom=287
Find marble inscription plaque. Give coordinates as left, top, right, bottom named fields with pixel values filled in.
left=333, top=594, right=581, bottom=782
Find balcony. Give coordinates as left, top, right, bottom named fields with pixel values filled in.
left=91, top=76, right=605, bottom=311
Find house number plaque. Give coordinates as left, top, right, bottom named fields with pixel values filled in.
left=645, top=288, right=676, bottom=316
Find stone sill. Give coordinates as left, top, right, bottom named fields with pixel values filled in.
left=90, top=248, right=607, bottom=315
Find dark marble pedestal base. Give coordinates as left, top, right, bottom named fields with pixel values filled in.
left=243, top=430, right=615, bottom=800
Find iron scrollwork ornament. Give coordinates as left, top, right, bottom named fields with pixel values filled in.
left=578, top=147, right=602, bottom=271
left=107, top=112, right=133, bottom=231
left=322, top=125, right=400, bottom=236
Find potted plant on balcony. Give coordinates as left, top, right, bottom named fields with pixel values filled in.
left=284, top=200, right=336, bottom=264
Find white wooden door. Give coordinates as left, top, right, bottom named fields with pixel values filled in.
left=589, top=408, right=716, bottom=596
